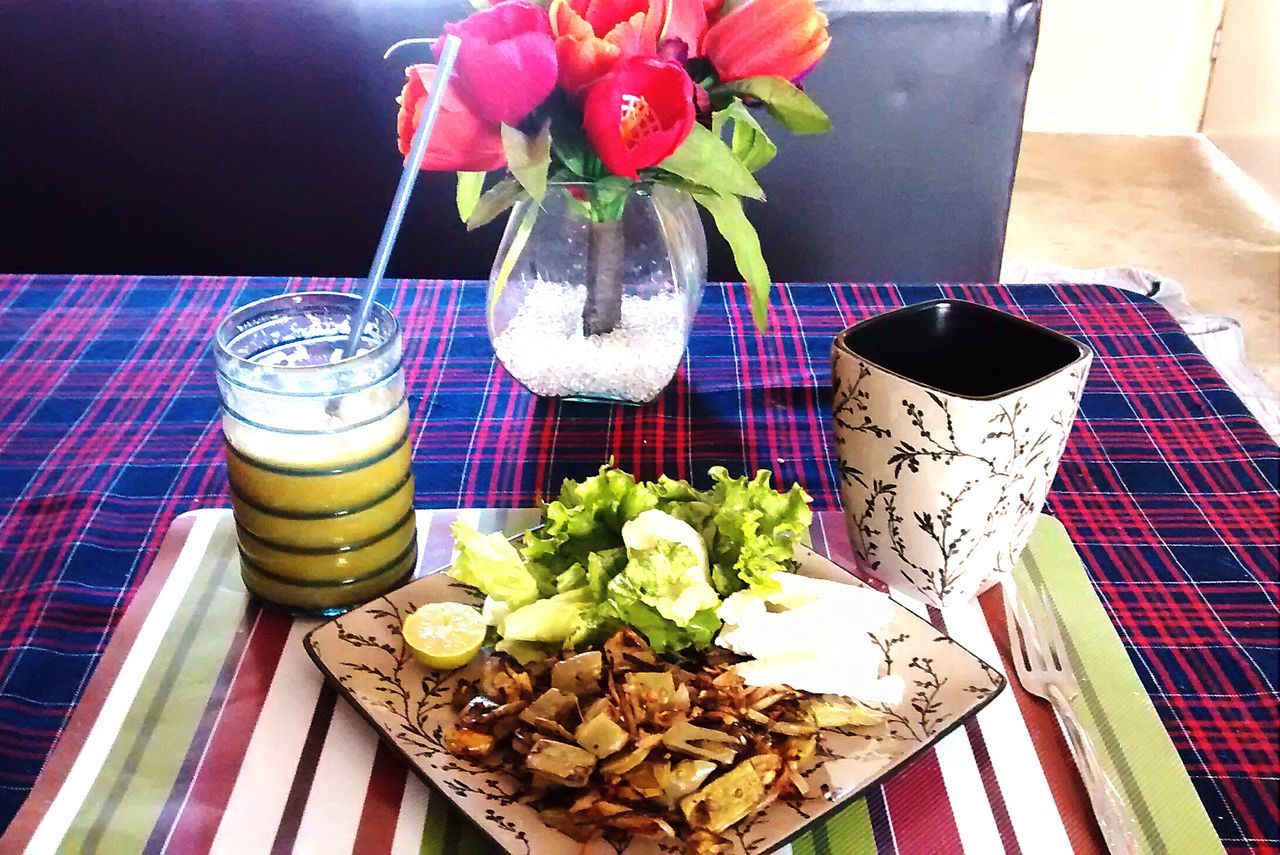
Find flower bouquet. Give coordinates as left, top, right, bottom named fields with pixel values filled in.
left=394, top=0, right=831, bottom=401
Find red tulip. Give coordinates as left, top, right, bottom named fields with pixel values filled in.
left=438, top=1, right=558, bottom=125
left=551, top=0, right=652, bottom=96
left=397, top=65, right=506, bottom=172
left=582, top=56, right=695, bottom=179
left=580, top=0, right=651, bottom=35
left=550, top=0, right=706, bottom=96
left=703, top=0, right=830, bottom=82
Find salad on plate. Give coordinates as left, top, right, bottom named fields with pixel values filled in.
left=404, top=464, right=904, bottom=853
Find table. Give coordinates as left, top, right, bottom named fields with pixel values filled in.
left=0, top=275, right=1276, bottom=850
left=0, top=508, right=1210, bottom=854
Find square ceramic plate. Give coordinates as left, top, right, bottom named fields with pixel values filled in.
left=305, top=544, right=1006, bottom=855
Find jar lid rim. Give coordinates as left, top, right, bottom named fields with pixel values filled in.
left=214, top=291, right=401, bottom=375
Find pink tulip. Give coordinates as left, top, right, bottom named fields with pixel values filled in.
left=437, top=1, right=558, bottom=126
left=657, top=0, right=707, bottom=55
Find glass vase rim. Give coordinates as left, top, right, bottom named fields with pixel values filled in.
left=543, top=179, right=660, bottom=190
left=214, top=290, right=401, bottom=376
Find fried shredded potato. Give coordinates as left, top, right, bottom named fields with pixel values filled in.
left=443, top=629, right=881, bottom=853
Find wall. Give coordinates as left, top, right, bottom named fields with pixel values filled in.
left=1023, top=0, right=1224, bottom=134
left=1201, top=0, right=1280, bottom=201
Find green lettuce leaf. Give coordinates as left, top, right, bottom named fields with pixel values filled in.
left=704, top=467, right=813, bottom=596
left=449, top=465, right=813, bottom=657
left=599, top=527, right=723, bottom=654
left=558, top=466, right=659, bottom=529
left=616, top=542, right=720, bottom=626
left=683, top=608, right=721, bottom=649
left=586, top=548, right=625, bottom=599
left=501, top=588, right=595, bottom=643
left=604, top=573, right=716, bottom=655
left=650, top=475, right=716, bottom=534
left=555, top=563, right=587, bottom=594
left=605, top=595, right=688, bottom=655
left=565, top=606, right=619, bottom=649
left=522, top=465, right=658, bottom=572
left=448, top=520, right=545, bottom=607
left=544, top=549, right=626, bottom=648
left=494, top=638, right=556, bottom=665
left=550, top=549, right=624, bottom=600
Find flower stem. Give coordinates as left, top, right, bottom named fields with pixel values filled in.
left=583, top=219, right=624, bottom=337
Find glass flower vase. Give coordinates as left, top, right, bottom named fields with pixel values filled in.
left=487, top=182, right=707, bottom=405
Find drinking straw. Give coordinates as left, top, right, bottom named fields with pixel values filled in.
left=341, top=33, right=461, bottom=359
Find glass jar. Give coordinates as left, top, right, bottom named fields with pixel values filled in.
left=487, top=182, right=707, bottom=405
left=214, top=292, right=416, bottom=615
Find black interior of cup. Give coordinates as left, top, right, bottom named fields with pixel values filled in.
left=840, top=300, right=1086, bottom=398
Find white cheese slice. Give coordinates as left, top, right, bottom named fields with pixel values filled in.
left=715, top=572, right=904, bottom=706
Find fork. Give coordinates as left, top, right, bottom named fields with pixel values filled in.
left=1004, top=581, right=1140, bottom=854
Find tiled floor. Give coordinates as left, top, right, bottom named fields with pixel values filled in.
left=1004, top=133, right=1280, bottom=389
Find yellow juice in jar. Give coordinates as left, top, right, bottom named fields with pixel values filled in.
left=225, top=400, right=416, bottom=613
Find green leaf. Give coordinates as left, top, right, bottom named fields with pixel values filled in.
left=603, top=591, right=689, bottom=655
left=455, top=172, right=485, bottom=223
left=466, top=176, right=529, bottom=230
left=545, top=93, right=595, bottom=178
left=560, top=185, right=594, bottom=222
left=712, top=99, right=777, bottom=173
left=589, top=176, right=631, bottom=222
left=691, top=191, right=772, bottom=331
left=719, top=77, right=832, bottom=135
left=604, top=570, right=719, bottom=655
left=501, top=121, right=552, bottom=202
left=659, top=123, right=764, bottom=200
left=651, top=175, right=719, bottom=198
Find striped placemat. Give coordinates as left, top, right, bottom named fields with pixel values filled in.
left=1, top=509, right=1219, bottom=854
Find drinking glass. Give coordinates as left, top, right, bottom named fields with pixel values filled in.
left=215, top=292, right=416, bottom=615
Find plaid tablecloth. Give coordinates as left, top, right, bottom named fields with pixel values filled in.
left=0, top=275, right=1276, bottom=850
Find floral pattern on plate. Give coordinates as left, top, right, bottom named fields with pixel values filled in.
left=305, top=544, right=1005, bottom=854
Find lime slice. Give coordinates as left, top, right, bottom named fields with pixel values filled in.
left=402, top=602, right=487, bottom=669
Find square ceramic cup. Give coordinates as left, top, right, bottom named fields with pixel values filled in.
left=831, top=300, right=1091, bottom=607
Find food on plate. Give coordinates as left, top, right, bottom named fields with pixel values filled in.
left=401, top=602, right=487, bottom=669
left=716, top=571, right=905, bottom=705
left=402, top=464, right=906, bottom=851
left=447, top=465, right=814, bottom=661
left=442, top=629, right=883, bottom=853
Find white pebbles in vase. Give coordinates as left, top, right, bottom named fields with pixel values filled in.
left=493, top=280, right=689, bottom=403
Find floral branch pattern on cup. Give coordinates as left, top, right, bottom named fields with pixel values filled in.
left=832, top=301, right=1091, bottom=607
